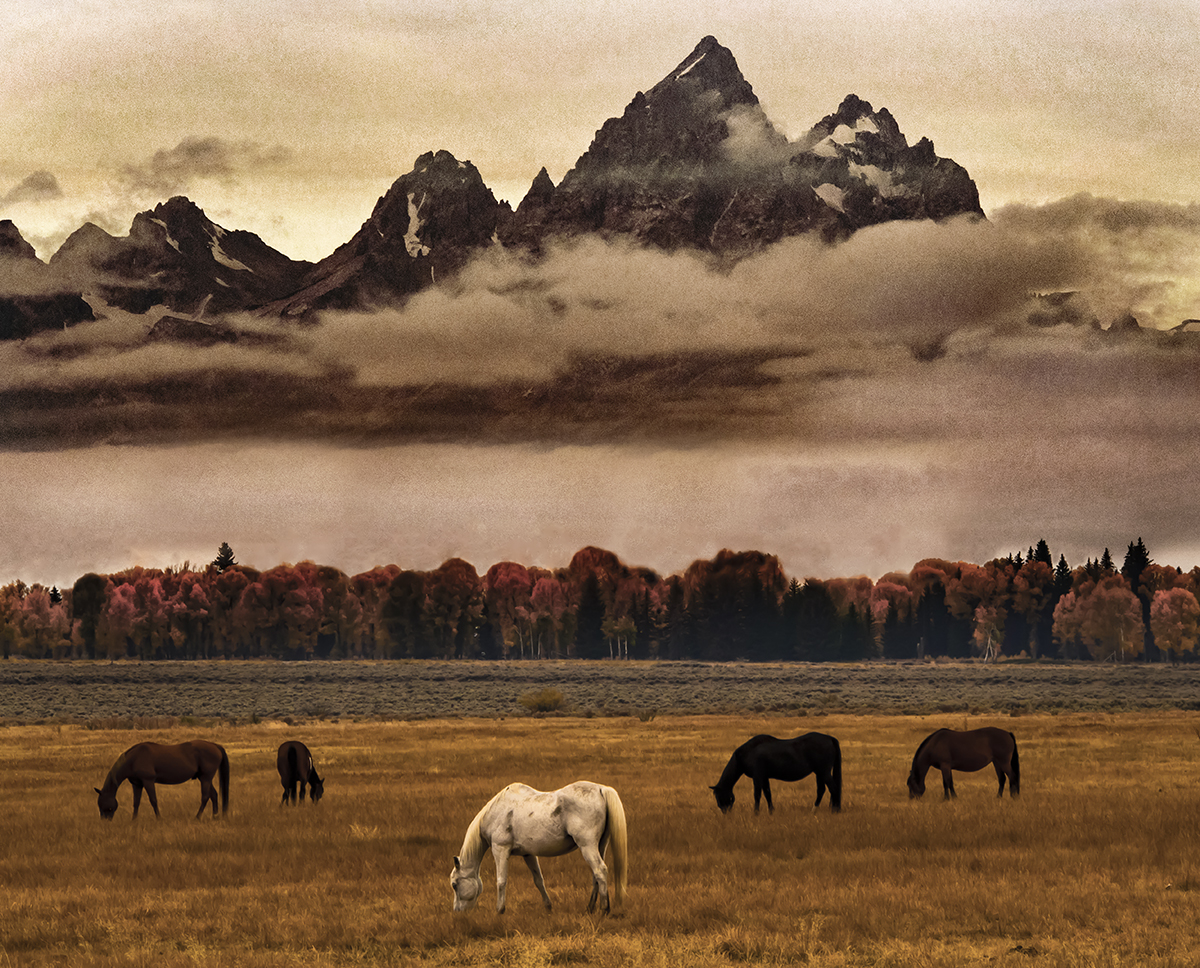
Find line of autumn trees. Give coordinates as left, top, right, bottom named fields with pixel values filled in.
left=2, top=538, right=1199, bottom=664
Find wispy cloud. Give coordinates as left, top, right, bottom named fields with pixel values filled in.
left=118, top=136, right=293, bottom=198
left=2, top=199, right=1199, bottom=453
left=0, top=170, right=63, bottom=207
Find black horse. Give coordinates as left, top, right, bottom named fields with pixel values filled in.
left=710, top=732, right=842, bottom=814
left=277, top=740, right=324, bottom=805
left=907, top=727, right=1020, bottom=800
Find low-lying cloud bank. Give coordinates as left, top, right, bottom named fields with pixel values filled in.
left=1, top=195, right=1198, bottom=452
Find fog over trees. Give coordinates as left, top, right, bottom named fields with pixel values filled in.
left=3, top=538, right=1197, bottom=665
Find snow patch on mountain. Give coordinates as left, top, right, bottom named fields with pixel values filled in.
left=813, top=183, right=846, bottom=212
left=149, top=218, right=181, bottom=252
left=405, top=193, right=431, bottom=257
left=209, top=236, right=252, bottom=272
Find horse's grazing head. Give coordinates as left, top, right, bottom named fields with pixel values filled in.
left=710, top=784, right=735, bottom=813
left=309, top=771, right=324, bottom=804
left=450, top=856, right=482, bottom=912
left=95, top=787, right=118, bottom=819
left=906, top=771, right=925, bottom=799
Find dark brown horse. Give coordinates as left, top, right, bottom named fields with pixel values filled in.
left=710, top=732, right=842, bottom=814
left=95, top=740, right=229, bottom=820
left=277, top=740, right=324, bottom=805
left=907, top=727, right=1020, bottom=800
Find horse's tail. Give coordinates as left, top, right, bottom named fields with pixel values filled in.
left=602, top=785, right=628, bottom=907
left=1008, top=732, right=1020, bottom=796
left=287, top=744, right=299, bottom=781
left=219, top=746, right=230, bottom=815
left=828, top=736, right=843, bottom=812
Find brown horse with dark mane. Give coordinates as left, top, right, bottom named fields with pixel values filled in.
left=94, top=740, right=229, bottom=820
left=277, top=740, right=324, bottom=805
left=907, top=727, right=1019, bottom=800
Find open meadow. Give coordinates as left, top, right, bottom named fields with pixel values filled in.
left=3, top=709, right=1200, bottom=967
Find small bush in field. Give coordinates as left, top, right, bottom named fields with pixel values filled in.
left=519, top=687, right=566, bottom=714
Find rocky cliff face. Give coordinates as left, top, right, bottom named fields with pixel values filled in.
left=260, top=150, right=504, bottom=316
left=502, top=37, right=983, bottom=254
left=2, top=37, right=986, bottom=335
left=49, top=197, right=311, bottom=316
left=0, top=220, right=95, bottom=339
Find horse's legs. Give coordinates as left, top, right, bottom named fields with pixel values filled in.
left=814, top=774, right=827, bottom=810
left=578, top=842, right=610, bottom=914
left=752, top=777, right=763, bottom=813
left=762, top=779, right=774, bottom=814
left=491, top=845, right=511, bottom=914
left=143, top=780, right=161, bottom=818
left=131, top=779, right=144, bottom=820
left=299, top=780, right=308, bottom=803
left=196, top=775, right=216, bottom=818
left=993, top=761, right=1007, bottom=798
left=523, top=855, right=552, bottom=910
left=940, top=768, right=955, bottom=800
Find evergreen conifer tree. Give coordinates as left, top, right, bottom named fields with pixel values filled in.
left=213, top=541, right=237, bottom=573
left=1054, top=555, right=1073, bottom=595
left=1033, top=539, right=1053, bottom=566
left=1121, top=537, right=1155, bottom=660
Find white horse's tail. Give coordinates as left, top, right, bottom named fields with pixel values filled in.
left=602, top=785, right=628, bottom=907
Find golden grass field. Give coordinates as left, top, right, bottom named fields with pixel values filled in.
left=3, top=711, right=1199, bottom=967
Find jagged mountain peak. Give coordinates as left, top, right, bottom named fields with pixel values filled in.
left=0, top=220, right=39, bottom=262
left=799, top=94, right=908, bottom=157
left=566, top=36, right=775, bottom=177
left=153, top=195, right=208, bottom=223
left=258, top=150, right=504, bottom=316
left=646, top=35, right=757, bottom=109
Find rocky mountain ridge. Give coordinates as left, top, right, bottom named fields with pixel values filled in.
left=2, top=36, right=986, bottom=335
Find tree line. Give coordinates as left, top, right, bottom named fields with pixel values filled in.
left=2, top=538, right=1198, bottom=663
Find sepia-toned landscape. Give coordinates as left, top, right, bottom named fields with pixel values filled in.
left=3, top=704, right=1199, bottom=967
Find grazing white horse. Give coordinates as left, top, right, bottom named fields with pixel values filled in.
left=450, top=780, right=628, bottom=914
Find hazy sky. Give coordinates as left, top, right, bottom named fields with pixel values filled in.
left=2, top=1, right=1199, bottom=589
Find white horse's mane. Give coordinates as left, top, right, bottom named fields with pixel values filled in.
left=458, top=785, right=510, bottom=866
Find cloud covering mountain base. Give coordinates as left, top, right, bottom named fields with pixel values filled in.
left=3, top=195, right=1199, bottom=586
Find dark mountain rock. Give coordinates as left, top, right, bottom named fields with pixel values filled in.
left=49, top=197, right=311, bottom=316
left=146, top=315, right=239, bottom=346
left=0, top=220, right=95, bottom=339
left=502, top=37, right=984, bottom=255
left=0, top=220, right=39, bottom=261
left=259, top=150, right=503, bottom=317
left=28, top=37, right=987, bottom=325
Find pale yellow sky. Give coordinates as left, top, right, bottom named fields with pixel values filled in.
left=3, top=1, right=1200, bottom=588
left=3, top=0, right=1198, bottom=260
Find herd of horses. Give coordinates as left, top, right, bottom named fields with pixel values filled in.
left=93, top=726, right=1019, bottom=914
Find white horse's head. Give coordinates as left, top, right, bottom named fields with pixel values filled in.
left=450, top=856, right=482, bottom=912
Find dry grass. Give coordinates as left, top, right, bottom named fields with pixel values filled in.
left=2, top=713, right=1199, bottom=967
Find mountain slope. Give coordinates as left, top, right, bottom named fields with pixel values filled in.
left=49, top=197, right=311, bottom=316
left=0, top=220, right=95, bottom=339
left=259, top=150, right=504, bottom=317
left=502, top=36, right=983, bottom=253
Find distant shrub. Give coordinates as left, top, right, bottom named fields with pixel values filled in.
left=519, top=687, right=566, bottom=714
left=637, top=708, right=656, bottom=722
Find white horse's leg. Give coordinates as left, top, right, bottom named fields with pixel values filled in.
left=492, top=845, right=511, bottom=914
left=523, top=855, right=552, bottom=909
left=578, top=843, right=610, bottom=914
